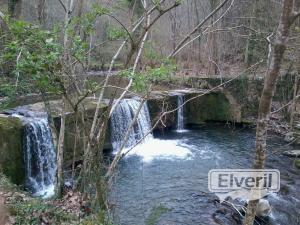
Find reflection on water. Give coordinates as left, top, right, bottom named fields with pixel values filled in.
left=111, top=124, right=300, bottom=225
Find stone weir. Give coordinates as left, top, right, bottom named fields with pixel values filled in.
left=0, top=71, right=293, bottom=184
left=0, top=87, right=246, bottom=185
left=1, top=73, right=297, bottom=185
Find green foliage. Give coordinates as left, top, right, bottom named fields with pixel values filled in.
left=0, top=83, right=15, bottom=97
left=0, top=6, right=109, bottom=106
left=106, top=25, right=127, bottom=41
left=0, top=19, right=63, bottom=98
left=71, top=35, right=88, bottom=61
left=0, top=172, right=16, bottom=191
left=68, top=5, right=109, bottom=36
left=11, top=200, right=74, bottom=225
left=119, top=59, right=177, bottom=92
left=80, top=210, right=114, bottom=225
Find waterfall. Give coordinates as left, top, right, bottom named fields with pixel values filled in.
left=23, top=118, right=56, bottom=198
left=177, top=95, right=185, bottom=131
left=110, top=99, right=153, bottom=151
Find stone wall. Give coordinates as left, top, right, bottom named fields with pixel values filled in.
left=0, top=115, right=24, bottom=184
left=159, top=74, right=295, bottom=123
left=185, top=92, right=235, bottom=124
left=0, top=75, right=295, bottom=185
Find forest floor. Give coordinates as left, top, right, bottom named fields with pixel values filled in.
left=0, top=174, right=101, bottom=225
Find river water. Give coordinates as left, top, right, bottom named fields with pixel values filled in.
left=111, top=124, right=300, bottom=225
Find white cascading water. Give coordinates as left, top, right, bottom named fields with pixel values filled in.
left=110, top=98, right=192, bottom=162
left=110, top=99, right=153, bottom=151
left=177, top=95, right=184, bottom=131
left=23, top=118, right=56, bottom=198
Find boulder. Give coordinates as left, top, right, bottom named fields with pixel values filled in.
left=283, top=150, right=300, bottom=157
left=256, top=199, right=271, bottom=218
left=284, top=132, right=295, bottom=142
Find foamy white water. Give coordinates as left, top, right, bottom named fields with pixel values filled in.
left=33, top=184, right=55, bottom=199
left=110, top=99, right=153, bottom=152
left=126, top=139, right=193, bottom=163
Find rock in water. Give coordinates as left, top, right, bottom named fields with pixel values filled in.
left=283, top=150, right=300, bottom=157
left=256, top=199, right=271, bottom=218
left=294, top=159, right=300, bottom=169
left=284, top=132, right=295, bottom=142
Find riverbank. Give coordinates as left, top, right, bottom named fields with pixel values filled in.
left=0, top=173, right=111, bottom=225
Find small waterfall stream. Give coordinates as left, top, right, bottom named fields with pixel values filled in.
left=110, top=99, right=153, bottom=151
left=177, top=95, right=184, bottom=131
left=23, top=118, right=56, bottom=198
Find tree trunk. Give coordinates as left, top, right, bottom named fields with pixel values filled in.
left=244, top=0, right=258, bottom=66
left=36, top=0, right=46, bottom=24
left=243, top=0, right=297, bottom=224
left=0, top=10, right=8, bottom=32
left=8, top=0, right=22, bottom=18
left=56, top=97, right=66, bottom=197
left=56, top=0, right=74, bottom=197
left=289, top=73, right=298, bottom=129
left=208, top=0, right=219, bottom=75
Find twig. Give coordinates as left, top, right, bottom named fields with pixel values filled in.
left=109, top=0, right=152, bottom=117
left=15, top=51, right=22, bottom=88
left=169, top=0, right=230, bottom=57
left=271, top=95, right=300, bottom=114
left=122, top=60, right=263, bottom=157
left=170, top=0, right=235, bottom=57
left=58, top=0, right=67, bottom=13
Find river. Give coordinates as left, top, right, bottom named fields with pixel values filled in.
left=111, top=124, right=300, bottom=225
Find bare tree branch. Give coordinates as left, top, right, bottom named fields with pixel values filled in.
left=106, top=60, right=263, bottom=180
left=169, top=0, right=230, bottom=57
left=0, top=10, right=5, bottom=20
left=58, top=0, right=67, bottom=13
left=104, top=13, right=135, bottom=46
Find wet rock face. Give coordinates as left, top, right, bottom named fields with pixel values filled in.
left=0, top=115, right=24, bottom=184
left=185, top=92, right=234, bottom=124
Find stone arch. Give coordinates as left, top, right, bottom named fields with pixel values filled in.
left=219, top=88, right=242, bottom=123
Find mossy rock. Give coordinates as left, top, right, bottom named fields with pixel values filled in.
left=295, top=159, right=300, bottom=169
left=185, top=92, right=232, bottom=124
left=0, top=115, right=24, bottom=184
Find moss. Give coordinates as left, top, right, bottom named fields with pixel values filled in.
left=295, top=159, right=300, bottom=169
left=0, top=116, right=24, bottom=184
left=186, top=92, right=231, bottom=124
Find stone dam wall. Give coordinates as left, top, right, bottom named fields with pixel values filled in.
left=0, top=75, right=296, bottom=184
